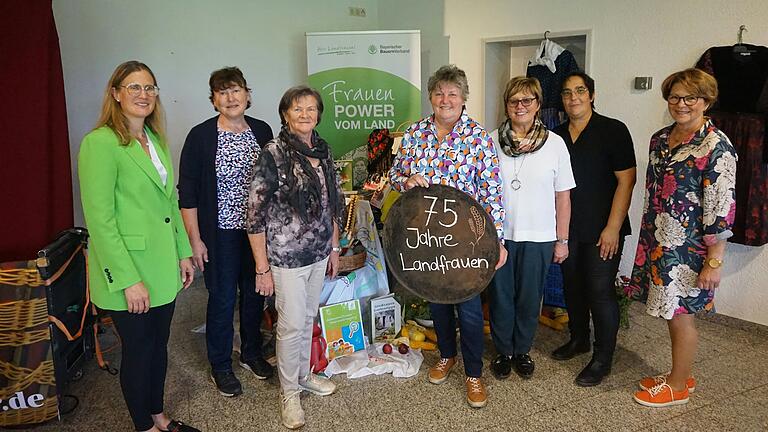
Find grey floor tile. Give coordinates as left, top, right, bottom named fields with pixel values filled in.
left=24, top=283, right=768, bottom=432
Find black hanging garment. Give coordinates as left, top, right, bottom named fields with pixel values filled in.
left=697, top=44, right=768, bottom=246
left=527, top=39, right=580, bottom=129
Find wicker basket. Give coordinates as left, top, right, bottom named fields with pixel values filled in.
left=338, top=249, right=367, bottom=273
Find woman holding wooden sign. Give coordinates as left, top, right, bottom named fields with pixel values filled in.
left=389, top=64, right=507, bottom=409
left=488, top=77, right=575, bottom=381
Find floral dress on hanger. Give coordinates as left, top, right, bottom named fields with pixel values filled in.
left=628, top=119, right=737, bottom=320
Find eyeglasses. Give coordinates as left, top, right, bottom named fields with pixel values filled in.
left=292, top=106, right=318, bottom=115
left=507, top=97, right=537, bottom=107
left=667, top=95, right=701, bottom=106
left=119, top=83, right=159, bottom=97
left=561, top=87, right=589, bottom=98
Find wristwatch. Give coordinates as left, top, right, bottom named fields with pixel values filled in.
left=556, top=238, right=569, bottom=245
left=705, top=257, right=723, bottom=269
left=331, top=246, right=342, bottom=253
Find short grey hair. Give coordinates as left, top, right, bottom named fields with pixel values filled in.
left=427, top=65, right=469, bottom=100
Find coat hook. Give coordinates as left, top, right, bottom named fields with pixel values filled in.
left=738, top=25, right=747, bottom=44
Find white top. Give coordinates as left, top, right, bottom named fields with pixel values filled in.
left=491, top=130, right=575, bottom=242
left=145, top=133, right=168, bottom=186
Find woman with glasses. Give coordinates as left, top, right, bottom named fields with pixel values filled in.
left=550, top=72, right=636, bottom=387
left=246, top=86, right=344, bottom=429
left=178, top=67, right=274, bottom=398
left=630, top=68, right=736, bottom=407
left=78, top=61, right=199, bottom=432
left=488, top=76, right=575, bottom=381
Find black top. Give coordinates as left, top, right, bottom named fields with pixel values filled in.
left=177, top=115, right=273, bottom=282
left=553, top=112, right=636, bottom=243
left=696, top=44, right=768, bottom=113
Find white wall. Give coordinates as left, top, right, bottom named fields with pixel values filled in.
left=54, top=0, right=381, bottom=224
left=378, top=0, right=449, bottom=116
left=55, top=0, right=447, bottom=225
left=445, top=0, right=768, bottom=325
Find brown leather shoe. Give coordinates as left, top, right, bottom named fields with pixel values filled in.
left=428, top=357, right=456, bottom=384
left=465, top=377, right=487, bottom=408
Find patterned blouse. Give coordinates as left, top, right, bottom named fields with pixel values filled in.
left=388, top=109, right=505, bottom=239
left=246, top=136, right=344, bottom=268
left=629, top=120, right=737, bottom=319
left=216, top=128, right=260, bottom=229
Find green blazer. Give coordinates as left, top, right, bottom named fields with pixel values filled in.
left=78, top=126, right=192, bottom=311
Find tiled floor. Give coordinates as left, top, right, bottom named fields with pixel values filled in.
left=36, top=280, right=768, bottom=431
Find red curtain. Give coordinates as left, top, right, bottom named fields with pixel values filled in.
left=0, top=0, right=73, bottom=261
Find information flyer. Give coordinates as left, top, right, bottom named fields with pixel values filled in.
left=319, top=299, right=366, bottom=360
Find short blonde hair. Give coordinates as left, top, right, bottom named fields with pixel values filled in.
left=503, top=77, right=543, bottom=108
left=661, top=68, right=718, bottom=104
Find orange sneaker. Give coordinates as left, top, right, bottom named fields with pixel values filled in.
left=633, top=382, right=689, bottom=407
left=428, top=357, right=456, bottom=384
left=465, top=377, right=487, bottom=408
left=638, top=374, right=696, bottom=393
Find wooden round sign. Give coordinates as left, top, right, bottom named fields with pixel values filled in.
left=383, top=184, right=500, bottom=304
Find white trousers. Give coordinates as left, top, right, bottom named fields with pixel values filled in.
left=272, top=257, right=328, bottom=392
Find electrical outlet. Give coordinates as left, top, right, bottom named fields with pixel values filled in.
left=349, top=7, right=366, bottom=17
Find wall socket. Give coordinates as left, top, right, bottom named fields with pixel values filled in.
left=349, top=6, right=366, bottom=17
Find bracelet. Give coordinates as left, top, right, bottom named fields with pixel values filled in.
left=255, top=265, right=271, bottom=276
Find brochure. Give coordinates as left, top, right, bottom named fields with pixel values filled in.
left=319, top=299, right=366, bottom=360
left=370, top=294, right=401, bottom=343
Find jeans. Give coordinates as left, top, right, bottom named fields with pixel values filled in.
left=560, top=238, right=622, bottom=363
left=204, top=228, right=265, bottom=372
left=110, top=301, right=175, bottom=431
left=488, top=240, right=554, bottom=356
left=272, top=258, right=328, bottom=392
left=429, top=295, right=484, bottom=377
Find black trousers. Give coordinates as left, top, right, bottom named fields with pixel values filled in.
left=560, top=238, right=622, bottom=363
left=203, top=228, right=264, bottom=372
left=110, top=300, right=175, bottom=431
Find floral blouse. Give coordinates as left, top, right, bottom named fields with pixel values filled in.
left=629, top=119, right=737, bottom=319
left=388, top=109, right=505, bottom=239
left=216, top=128, right=260, bottom=229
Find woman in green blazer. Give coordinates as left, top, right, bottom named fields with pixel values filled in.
left=78, top=61, right=198, bottom=432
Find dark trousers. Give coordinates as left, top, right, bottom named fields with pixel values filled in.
left=204, top=228, right=265, bottom=372
left=560, top=238, right=622, bottom=363
left=110, top=301, right=175, bottom=431
left=489, top=240, right=554, bottom=356
left=429, top=294, right=484, bottom=377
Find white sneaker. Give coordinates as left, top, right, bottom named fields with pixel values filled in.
left=280, top=390, right=305, bottom=429
left=298, top=373, right=336, bottom=396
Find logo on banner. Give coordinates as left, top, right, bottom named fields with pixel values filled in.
left=368, top=45, right=377, bottom=54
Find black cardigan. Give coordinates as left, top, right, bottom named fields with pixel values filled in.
left=177, top=115, right=273, bottom=281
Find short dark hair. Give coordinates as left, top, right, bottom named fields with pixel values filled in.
left=562, top=71, right=596, bottom=109
left=427, top=64, right=469, bottom=101
left=661, top=68, right=718, bottom=105
left=209, top=66, right=251, bottom=110
left=278, top=86, right=324, bottom=126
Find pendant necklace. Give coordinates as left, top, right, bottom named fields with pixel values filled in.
left=510, top=154, right=526, bottom=190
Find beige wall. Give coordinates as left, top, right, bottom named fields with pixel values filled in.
left=445, top=0, right=768, bottom=325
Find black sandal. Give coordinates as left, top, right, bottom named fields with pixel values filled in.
left=163, top=419, right=201, bottom=432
